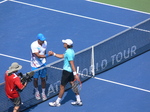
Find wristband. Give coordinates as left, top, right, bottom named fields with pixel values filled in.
left=53, top=53, right=56, bottom=56
left=45, top=54, right=49, bottom=57
left=73, top=72, right=77, bottom=76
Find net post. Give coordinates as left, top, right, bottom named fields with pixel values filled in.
left=91, top=46, right=95, bottom=76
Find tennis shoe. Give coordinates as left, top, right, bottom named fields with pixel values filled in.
left=42, top=93, right=47, bottom=101
left=49, top=101, right=61, bottom=107
left=35, top=91, right=41, bottom=100
left=71, top=101, right=83, bottom=106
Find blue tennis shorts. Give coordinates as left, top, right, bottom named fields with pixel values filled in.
left=31, top=64, right=47, bottom=78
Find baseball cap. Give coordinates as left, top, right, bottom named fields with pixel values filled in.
left=62, top=39, right=73, bottom=45
left=37, top=33, right=46, bottom=41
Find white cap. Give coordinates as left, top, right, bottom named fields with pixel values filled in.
left=62, top=39, right=73, bottom=45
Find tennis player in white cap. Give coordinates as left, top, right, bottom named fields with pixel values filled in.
left=49, top=39, right=82, bottom=107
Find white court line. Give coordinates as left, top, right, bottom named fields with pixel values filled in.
left=9, top=0, right=150, bottom=33
left=9, top=0, right=131, bottom=28
left=0, top=53, right=30, bottom=62
left=86, top=0, right=150, bottom=15
left=94, top=76, right=150, bottom=93
left=0, top=0, right=7, bottom=4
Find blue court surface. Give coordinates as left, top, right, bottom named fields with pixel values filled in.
left=0, top=0, right=150, bottom=112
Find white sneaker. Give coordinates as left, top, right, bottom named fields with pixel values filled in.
left=49, top=101, right=61, bottom=107
left=35, top=92, right=41, bottom=100
left=71, top=101, right=83, bottom=106
left=42, top=93, right=47, bottom=101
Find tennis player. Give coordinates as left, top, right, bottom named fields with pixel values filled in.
left=30, top=33, right=51, bottom=101
left=5, top=62, right=27, bottom=112
left=49, top=39, right=82, bottom=107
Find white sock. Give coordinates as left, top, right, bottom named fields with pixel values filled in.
left=42, top=88, right=45, bottom=94
left=35, top=88, right=39, bottom=93
left=56, top=97, right=61, bottom=103
left=76, top=95, right=81, bottom=102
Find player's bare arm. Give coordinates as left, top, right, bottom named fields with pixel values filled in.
left=50, top=51, right=64, bottom=58
left=69, top=60, right=76, bottom=72
left=70, top=60, right=81, bottom=81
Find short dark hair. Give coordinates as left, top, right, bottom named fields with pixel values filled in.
left=67, top=45, right=73, bottom=48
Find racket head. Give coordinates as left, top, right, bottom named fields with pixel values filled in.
left=72, top=80, right=82, bottom=94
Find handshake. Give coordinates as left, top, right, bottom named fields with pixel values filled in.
left=46, top=51, right=56, bottom=57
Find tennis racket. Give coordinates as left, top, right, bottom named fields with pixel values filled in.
left=72, top=66, right=82, bottom=94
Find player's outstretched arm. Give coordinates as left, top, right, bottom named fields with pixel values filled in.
left=50, top=51, right=64, bottom=59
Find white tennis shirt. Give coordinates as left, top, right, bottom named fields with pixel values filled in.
left=30, top=40, right=47, bottom=67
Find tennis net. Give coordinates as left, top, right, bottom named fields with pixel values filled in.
left=1, top=18, right=150, bottom=112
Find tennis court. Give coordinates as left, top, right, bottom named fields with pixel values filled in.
left=0, top=0, right=150, bottom=112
